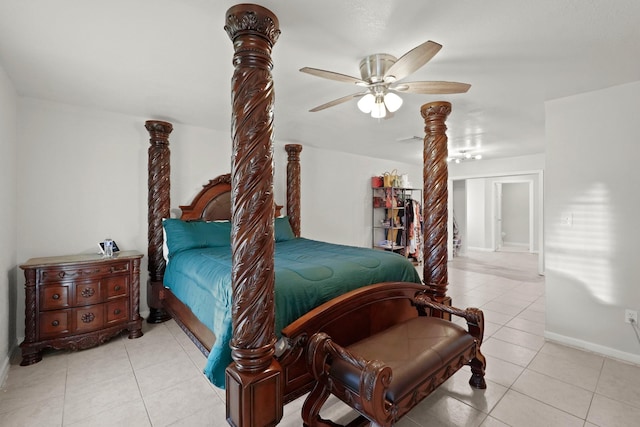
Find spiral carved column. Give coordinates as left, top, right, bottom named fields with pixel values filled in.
left=285, top=144, right=302, bottom=237
left=128, top=257, right=144, bottom=338
left=421, top=102, right=451, bottom=304
left=19, top=269, right=39, bottom=365
left=224, top=5, right=282, bottom=427
left=145, top=120, right=173, bottom=324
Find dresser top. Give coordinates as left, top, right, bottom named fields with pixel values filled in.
left=20, top=250, right=143, bottom=269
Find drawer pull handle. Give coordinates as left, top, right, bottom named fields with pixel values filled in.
left=81, top=313, right=95, bottom=323
left=114, top=285, right=121, bottom=291
left=51, top=320, right=59, bottom=327
left=81, top=288, right=95, bottom=298
left=83, top=269, right=101, bottom=275
left=114, top=309, right=121, bottom=315
left=52, top=294, right=60, bottom=300
left=110, top=266, right=127, bottom=273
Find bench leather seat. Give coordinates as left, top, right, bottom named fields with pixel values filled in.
left=331, top=316, right=476, bottom=402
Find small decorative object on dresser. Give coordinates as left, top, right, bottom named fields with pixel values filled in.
left=19, top=250, right=144, bottom=366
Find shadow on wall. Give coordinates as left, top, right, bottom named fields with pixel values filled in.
left=546, top=182, right=616, bottom=305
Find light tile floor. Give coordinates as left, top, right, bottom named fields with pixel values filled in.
left=2, top=250, right=640, bottom=426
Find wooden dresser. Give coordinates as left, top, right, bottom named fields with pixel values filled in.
left=19, top=250, right=144, bottom=365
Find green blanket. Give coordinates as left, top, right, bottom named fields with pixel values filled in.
left=164, top=236, right=421, bottom=387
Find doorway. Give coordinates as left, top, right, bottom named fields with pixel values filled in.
left=449, top=171, right=544, bottom=275
left=494, top=181, right=533, bottom=252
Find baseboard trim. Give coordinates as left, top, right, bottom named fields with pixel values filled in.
left=467, top=246, right=494, bottom=252
left=502, top=242, right=528, bottom=247
left=545, top=331, right=640, bottom=366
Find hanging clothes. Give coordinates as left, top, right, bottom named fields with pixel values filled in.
left=406, top=199, right=423, bottom=262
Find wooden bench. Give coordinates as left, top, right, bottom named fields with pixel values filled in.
left=298, top=282, right=486, bottom=427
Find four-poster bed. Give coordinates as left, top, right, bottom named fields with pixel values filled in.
left=145, top=129, right=422, bottom=394
left=145, top=4, right=484, bottom=426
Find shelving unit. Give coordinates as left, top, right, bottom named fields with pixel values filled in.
left=372, top=186, right=423, bottom=263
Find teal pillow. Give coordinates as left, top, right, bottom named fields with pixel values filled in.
left=163, top=219, right=231, bottom=257
left=275, top=216, right=296, bottom=242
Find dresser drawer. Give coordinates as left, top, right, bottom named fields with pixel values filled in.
left=74, top=306, right=105, bottom=333
left=104, top=275, right=129, bottom=299
left=107, top=262, right=131, bottom=275
left=106, top=300, right=129, bottom=324
left=74, top=281, right=101, bottom=306
left=38, top=261, right=131, bottom=284
left=40, top=310, right=72, bottom=338
left=40, top=285, right=71, bottom=310
left=39, top=265, right=104, bottom=283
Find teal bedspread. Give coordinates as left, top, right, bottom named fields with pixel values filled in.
left=163, top=237, right=421, bottom=387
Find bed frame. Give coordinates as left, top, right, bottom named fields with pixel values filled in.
left=145, top=5, right=454, bottom=426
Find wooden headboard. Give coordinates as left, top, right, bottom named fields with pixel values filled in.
left=179, top=173, right=282, bottom=221
left=179, top=174, right=232, bottom=221
left=144, top=118, right=301, bottom=327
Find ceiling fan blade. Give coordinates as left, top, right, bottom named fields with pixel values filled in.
left=384, top=40, right=442, bottom=82
left=308, top=92, right=368, bottom=112
left=391, top=81, right=471, bottom=94
left=300, top=67, right=367, bottom=85
left=396, top=136, right=423, bottom=143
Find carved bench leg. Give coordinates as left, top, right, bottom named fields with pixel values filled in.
left=469, top=349, right=487, bottom=389
left=302, top=381, right=340, bottom=427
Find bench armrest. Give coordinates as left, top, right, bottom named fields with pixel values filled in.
left=413, top=293, right=485, bottom=346
left=307, top=332, right=393, bottom=423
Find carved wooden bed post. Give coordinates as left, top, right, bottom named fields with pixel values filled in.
left=285, top=144, right=302, bottom=237
left=145, top=120, right=173, bottom=324
left=420, top=101, right=452, bottom=306
left=224, top=4, right=282, bottom=427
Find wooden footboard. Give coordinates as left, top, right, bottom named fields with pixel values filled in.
left=278, top=282, right=427, bottom=402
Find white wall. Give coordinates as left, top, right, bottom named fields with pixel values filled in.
left=449, top=154, right=545, bottom=178
left=15, top=98, right=236, bottom=343
left=295, top=145, right=423, bottom=248
left=465, top=179, right=486, bottom=250
left=0, top=63, right=18, bottom=382
left=545, top=80, right=640, bottom=363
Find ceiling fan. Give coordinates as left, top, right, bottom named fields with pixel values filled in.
left=300, top=41, right=470, bottom=118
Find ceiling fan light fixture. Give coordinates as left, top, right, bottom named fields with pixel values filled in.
left=371, top=97, right=387, bottom=118
left=448, top=150, right=483, bottom=163
left=357, top=93, right=375, bottom=113
left=384, top=92, right=403, bottom=113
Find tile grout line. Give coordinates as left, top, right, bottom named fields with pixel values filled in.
left=124, top=330, right=156, bottom=427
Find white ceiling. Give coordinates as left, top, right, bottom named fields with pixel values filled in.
left=1, top=0, right=639, bottom=165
